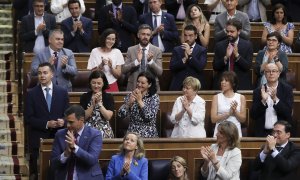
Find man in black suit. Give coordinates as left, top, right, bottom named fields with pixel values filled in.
left=24, top=62, right=69, bottom=179
left=253, top=121, right=300, bottom=180
left=213, top=18, right=253, bottom=90
left=19, top=0, right=56, bottom=53
left=98, top=0, right=137, bottom=52
left=251, top=63, right=293, bottom=137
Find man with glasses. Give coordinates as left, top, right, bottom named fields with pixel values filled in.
left=252, top=121, right=300, bottom=179
left=251, top=63, right=293, bottom=137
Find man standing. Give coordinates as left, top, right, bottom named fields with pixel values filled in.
left=239, top=0, right=271, bottom=22
left=251, top=63, right=293, bottom=137
left=50, top=105, right=104, bottom=180
left=122, top=24, right=162, bottom=91
left=133, top=0, right=150, bottom=17
left=253, top=121, right=300, bottom=180
left=98, top=0, right=137, bottom=52
left=213, top=18, right=253, bottom=90
left=139, top=0, right=179, bottom=52
left=214, top=0, right=250, bottom=42
left=24, top=62, right=69, bottom=179
left=61, top=0, right=92, bottom=53
left=169, top=24, right=207, bottom=90
left=51, top=0, right=85, bottom=22
left=19, top=0, right=56, bottom=53
left=204, top=0, right=227, bottom=23
left=31, top=29, right=78, bottom=92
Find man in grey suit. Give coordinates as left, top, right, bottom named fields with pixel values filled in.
left=122, top=24, right=163, bottom=91
left=31, top=29, right=78, bottom=92
left=214, top=0, right=251, bottom=42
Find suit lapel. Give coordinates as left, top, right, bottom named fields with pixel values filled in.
left=29, top=14, right=35, bottom=31
left=37, top=84, right=50, bottom=112
left=78, top=126, right=89, bottom=148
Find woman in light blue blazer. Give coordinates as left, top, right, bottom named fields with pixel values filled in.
left=106, top=132, right=148, bottom=180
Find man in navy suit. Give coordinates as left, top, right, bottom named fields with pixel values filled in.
left=19, top=0, right=56, bottom=53
left=31, top=29, right=78, bottom=91
left=98, top=0, right=137, bottom=52
left=213, top=18, right=253, bottom=90
left=24, top=62, right=69, bottom=179
left=50, top=105, right=104, bottom=180
left=13, top=0, right=49, bottom=21
left=169, top=24, right=207, bottom=90
left=61, top=0, right=92, bottom=52
left=253, top=121, right=300, bottom=180
left=139, top=0, right=179, bottom=52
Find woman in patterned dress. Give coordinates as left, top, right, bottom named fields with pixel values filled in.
left=80, top=70, right=115, bottom=138
left=118, top=71, right=160, bottom=138
left=261, top=3, right=294, bottom=54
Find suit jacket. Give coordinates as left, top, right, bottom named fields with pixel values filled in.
left=106, top=154, right=148, bottom=180
left=50, top=126, right=104, bottom=180
left=139, top=11, right=179, bottom=52
left=254, top=50, right=288, bottom=87
left=13, top=0, right=49, bottom=20
left=169, top=44, right=207, bottom=90
left=50, top=0, right=86, bottom=22
left=214, top=10, right=251, bottom=42
left=250, top=81, right=293, bottom=137
left=253, top=141, right=300, bottom=180
left=122, top=44, right=163, bottom=91
left=31, top=47, right=78, bottom=91
left=213, top=38, right=253, bottom=90
left=61, top=16, right=93, bottom=52
left=165, top=0, right=197, bottom=20
left=95, top=0, right=108, bottom=20
left=19, top=12, right=56, bottom=53
left=133, top=0, right=149, bottom=17
left=239, top=0, right=271, bottom=22
left=98, top=3, right=137, bottom=52
left=24, top=84, right=69, bottom=149
left=201, top=144, right=242, bottom=180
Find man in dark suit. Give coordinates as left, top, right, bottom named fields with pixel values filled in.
left=165, top=0, right=197, bottom=21
left=61, top=0, right=92, bottom=53
left=31, top=29, right=78, bottom=91
left=133, top=0, right=150, bottom=17
left=19, top=0, right=56, bottom=53
left=213, top=18, right=253, bottom=90
left=251, top=63, right=293, bottom=137
left=50, top=105, right=104, bottom=180
left=98, top=0, right=137, bottom=52
left=13, top=0, right=49, bottom=21
left=253, top=121, right=300, bottom=180
left=24, top=62, right=69, bottom=179
left=169, top=24, right=207, bottom=90
left=139, top=0, right=179, bottom=52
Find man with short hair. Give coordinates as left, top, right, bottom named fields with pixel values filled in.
left=251, top=63, right=293, bottom=137
left=24, top=62, right=69, bottom=179
left=31, top=29, right=78, bottom=91
left=50, top=0, right=86, bottom=22
left=253, top=121, right=300, bottom=179
left=139, top=0, right=179, bottom=52
left=169, top=24, right=207, bottom=90
left=50, top=105, right=104, bottom=180
left=214, top=0, right=250, bottom=42
left=19, top=0, right=56, bottom=53
left=213, top=18, right=253, bottom=90
left=122, top=24, right=163, bottom=91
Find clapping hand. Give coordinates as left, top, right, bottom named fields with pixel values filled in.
left=200, top=146, right=217, bottom=163
left=61, top=55, right=68, bottom=68
left=64, top=130, right=76, bottom=156
left=230, top=100, right=238, bottom=115
left=181, top=96, right=189, bottom=110
left=121, top=161, right=131, bottom=176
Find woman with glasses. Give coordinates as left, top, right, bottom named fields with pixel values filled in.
left=255, top=31, right=288, bottom=87
left=200, top=121, right=242, bottom=180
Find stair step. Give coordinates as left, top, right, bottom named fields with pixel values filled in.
left=0, top=44, right=13, bottom=52
left=0, top=93, right=18, bottom=105
left=0, top=81, right=18, bottom=93
left=0, top=35, right=13, bottom=44
left=0, top=142, right=24, bottom=156
left=0, top=104, right=18, bottom=114
left=0, top=69, right=15, bottom=80
left=0, top=17, right=12, bottom=25
left=0, top=175, right=28, bottom=180
left=0, top=156, right=29, bottom=176
left=0, top=129, right=23, bottom=144
left=0, top=114, right=22, bottom=130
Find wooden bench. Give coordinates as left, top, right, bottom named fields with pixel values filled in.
left=39, top=138, right=300, bottom=180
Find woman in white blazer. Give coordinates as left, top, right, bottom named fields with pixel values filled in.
left=200, top=121, right=242, bottom=180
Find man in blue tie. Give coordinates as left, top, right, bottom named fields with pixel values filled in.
left=24, top=62, right=69, bottom=179
left=253, top=121, right=300, bottom=180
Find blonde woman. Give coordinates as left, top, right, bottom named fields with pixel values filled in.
left=168, top=156, right=189, bottom=180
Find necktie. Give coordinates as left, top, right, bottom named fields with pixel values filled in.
left=152, top=15, right=159, bottom=47
left=115, top=8, right=120, bottom=19
left=67, top=133, right=79, bottom=180
left=74, top=18, right=78, bottom=22
left=45, top=87, right=51, bottom=111
left=53, top=51, right=58, bottom=69
left=276, top=146, right=283, bottom=152
left=229, top=43, right=235, bottom=71
left=141, top=48, right=146, bottom=72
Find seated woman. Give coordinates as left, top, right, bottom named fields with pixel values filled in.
left=106, top=132, right=148, bottom=179
left=261, top=3, right=294, bottom=54
left=170, top=76, right=206, bottom=138
left=87, top=28, right=125, bottom=92
left=80, top=70, right=114, bottom=138
left=255, top=31, right=288, bottom=87
left=118, top=72, right=159, bottom=138
left=168, top=156, right=189, bottom=180
left=200, top=121, right=242, bottom=180
left=211, top=71, right=246, bottom=137
left=181, top=4, right=210, bottom=48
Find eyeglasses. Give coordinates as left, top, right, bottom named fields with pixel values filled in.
left=272, top=130, right=283, bottom=136
left=265, top=70, right=279, bottom=74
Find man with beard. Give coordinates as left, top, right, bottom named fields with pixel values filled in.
left=122, top=24, right=163, bottom=91
left=213, top=18, right=253, bottom=90
left=169, top=24, right=207, bottom=90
